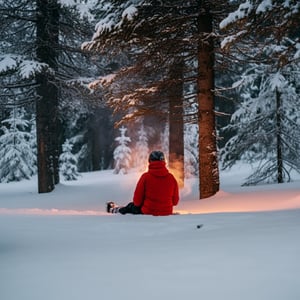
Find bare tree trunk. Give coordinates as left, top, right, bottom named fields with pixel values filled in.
left=197, top=6, right=219, bottom=199
left=168, top=59, right=184, bottom=188
left=36, top=0, right=60, bottom=193
left=275, top=87, right=283, bottom=183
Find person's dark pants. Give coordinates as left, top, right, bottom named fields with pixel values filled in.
left=118, top=202, right=142, bottom=215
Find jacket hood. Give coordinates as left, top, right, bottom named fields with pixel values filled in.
left=148, top=161, right=169, bottom=177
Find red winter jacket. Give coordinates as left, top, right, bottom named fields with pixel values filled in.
left=133, top=161, right=179, bottom=216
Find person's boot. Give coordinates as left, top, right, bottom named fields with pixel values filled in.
left=106, top=202, right=119, bottom=213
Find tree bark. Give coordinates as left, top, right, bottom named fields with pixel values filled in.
left=36, top=0, right=60, bottom=193
left=168, top=58, right=184, bottom=188
left=197, top=7, right=220, bottom=199
left=275, top=87, right=283, bottom=183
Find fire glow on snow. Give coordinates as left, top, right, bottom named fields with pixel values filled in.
left=0, top=208, right=105, bottom=216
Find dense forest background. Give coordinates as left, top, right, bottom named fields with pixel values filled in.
left=0, top=0, right=299, bottom=198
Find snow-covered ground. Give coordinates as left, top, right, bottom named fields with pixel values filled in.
left=1, top=164, right=300, bottom=300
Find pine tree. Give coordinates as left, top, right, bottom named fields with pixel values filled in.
left=221, top=65, right=300, bottom=185
left=113, top=126, right=132, bottom=174
left=0, top=108, right=36, bottom=182
left=59, top=139, right=79, bottom=181
left=197, top=1, right=219, bottom=197
left=0, top=0, right=107, bottom=192
left=35, top=0, right=61, bottom=192
left=220, top=0, right=300, bottom=185
left=84, top=0, right=227, bottom=197
left=134, top=124, right=149, bottom=171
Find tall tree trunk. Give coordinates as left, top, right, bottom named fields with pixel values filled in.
left=197, top=6, right=219, bottom=199
left=168, top=58, right=184, bottom=188
left=89, top=108, right=114, bottom=171
left=36, top=0, right=60, bottom=193
left=275, top=87, right=283, bottom=183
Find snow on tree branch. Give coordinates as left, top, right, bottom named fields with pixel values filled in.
left=88, top=73, right=117, bottom=89
left=82, top=0, right=140, bottom=51
left=219, top=1, right=253, bottom=29
left=58, top=0, right=98, bottom=20
left=0, top=55, right=18, bottom=73
left=0, top=55, right=49, bottom=78
left=256, top=0, right=273, bottom=13
left=19, top=60, right=49, bottom=79
left=120, top=5, right=138, bottom=22
left=220, top=30, right=247, bottom=49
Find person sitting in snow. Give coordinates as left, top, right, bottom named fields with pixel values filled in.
left=106, top=150, right=179, bottom=216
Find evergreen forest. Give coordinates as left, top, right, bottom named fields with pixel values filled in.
left=0, top=0, right=299, bottom=198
